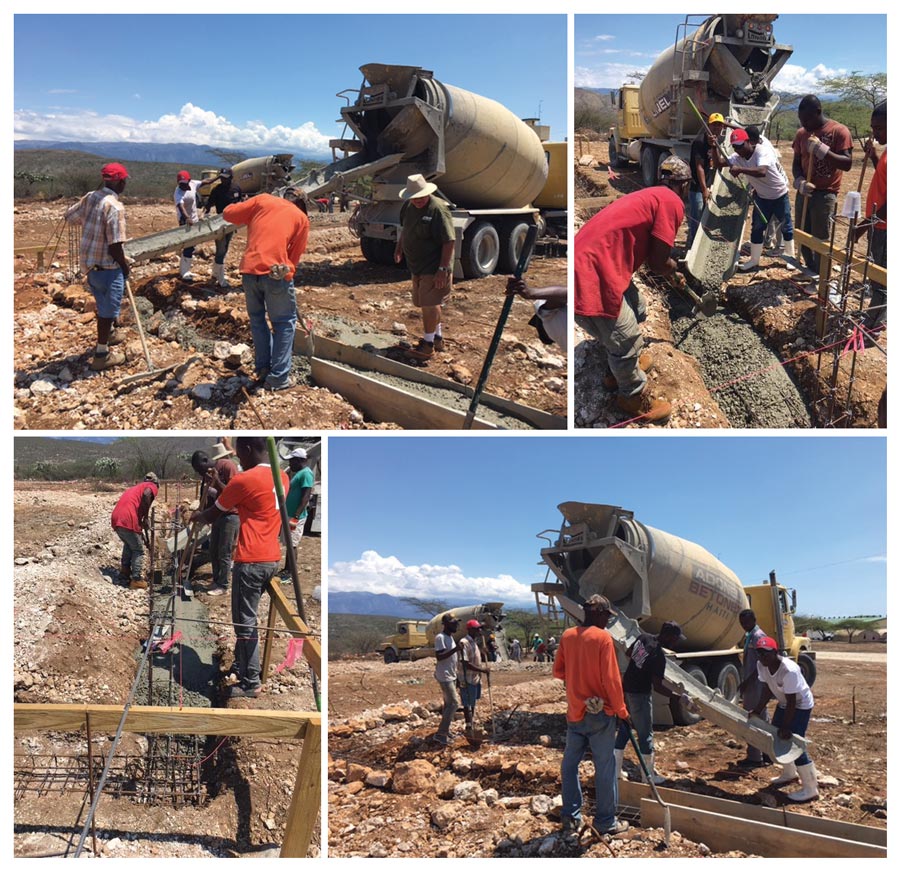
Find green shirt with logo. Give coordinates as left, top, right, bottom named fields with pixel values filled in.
left=400, top=196, right=455, bottom=275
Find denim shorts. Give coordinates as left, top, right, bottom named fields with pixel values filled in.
left=87, top=267, right=125, bottom=319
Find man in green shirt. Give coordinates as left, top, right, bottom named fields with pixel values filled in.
left=394, top=173, right=456, bottom=360
left=285, top=448, right=315, bottom=574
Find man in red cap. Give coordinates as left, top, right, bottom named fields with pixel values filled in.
left=714, top=127, right=797, bottom=272
left=458, top=618, right=490, bottom=737
left=174, top=170, right=202, bottom=281
left=748, top=636, right=818, bottom=802
left=64, top=162, right=131, bottom=370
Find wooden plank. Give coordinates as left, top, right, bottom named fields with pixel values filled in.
left=793, top=229, right=887, bottom=285
left=619, top=781, right=885, bottom=846
left=261, top=594, right=279, bottom=685
left=281, top=720, right=322, bottom=858
left=308, top=334, right=564, bottom=430
left=267, top=580, right=322, bottom=677
left=14, top=704, right=319, bottom=739
left=639, top=798, right=885, bottom=858
left=311, top=358, right=498, bottom=430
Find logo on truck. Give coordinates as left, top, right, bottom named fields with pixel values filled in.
left=689, top=566, right=743, bottom=619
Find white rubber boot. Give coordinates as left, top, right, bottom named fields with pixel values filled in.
left=771, top=761, right=798, bottom=785
left=738, top=242, right=764, bottom=272
left=782, top=239, right=799, bottom=271
left=614, top=748, right=626, bottom=780
left=179, top=256, right=195, bottom=281
left=641, top=752, right=666, bottom=785
left=212, top=263, right=230, bottom=288
left=786, top=762, right=819, bottom=802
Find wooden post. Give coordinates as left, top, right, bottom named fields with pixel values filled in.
left=260, top=596, right=279, bottom=686
left=280, top=720, right=321, bottom=858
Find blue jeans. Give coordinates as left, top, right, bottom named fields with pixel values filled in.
left=209, top=513, right=239, bottom=589
left=795, top=190, right=836, bottom=272
left=231, top=561, right=279, bottom=690
left=751, top=193, right=793, bottom=245
left=561, top=711, right=619, bottom=832
left=242, top=274, right=297, bottom=382
left=114, top=527, right=144, bottom=577
left=687, top=189, right=705, bottom=248
left=87, top=268, right=125, bottom=320
left=615, top=691, right=653, bottom=754
left=772, top=705, right=812, bottom=766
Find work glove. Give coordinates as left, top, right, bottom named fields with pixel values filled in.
left=793, top=177, right=816, bottom=196
left=806, top=136, right=830, bottom=160
left=289, top=517, right=299, bottom=531
left=668, top=271, right=687, bottom=291
left=585, top=696, right=605, bottom=715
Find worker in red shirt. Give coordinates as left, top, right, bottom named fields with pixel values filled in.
left=191, top=437, right=289, bottom=699
left=223, top=190, right=310, bottom=391
left=854, top=100, right=887, bottom=340
left=575, top=155, right=692, bottom=424
left=553, top=595, right=632, bottom=840
left=111, top=472, right=159, bottom=589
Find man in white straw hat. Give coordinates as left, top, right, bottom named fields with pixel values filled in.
left=394, top=173, right=456, bottom=360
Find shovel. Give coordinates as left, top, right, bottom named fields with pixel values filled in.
left=625, top=727, right=671, bottom=847
left=672, top=274, right=717, bottom=318
left=117, top=280, right=178, bottom=387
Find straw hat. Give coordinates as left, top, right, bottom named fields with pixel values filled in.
left=209, top=442, right=233, bottom=461
left=398, top=174, right=438, bottom=200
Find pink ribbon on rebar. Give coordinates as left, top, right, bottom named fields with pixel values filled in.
left=274, top=638, right=305, bottom=674
left=160, top=631, right=183, bottom=654
left=843, top=327, right=865, bottom=354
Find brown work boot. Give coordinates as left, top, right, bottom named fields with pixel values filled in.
left=615, top=389, right=672, bottom=424
left=129, top=579, right=148, bottom=590
left=405, top=339, right=434, bottom=360
left=90, top=349, right=126, bottom=371
left=602, top=351, right=654, bottom=390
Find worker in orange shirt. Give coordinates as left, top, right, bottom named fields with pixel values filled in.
left=223, top=190, right=310, bottom=391
left=854, top=101, right=887, bottom=340
left=553, top=594, right=632, bottom=839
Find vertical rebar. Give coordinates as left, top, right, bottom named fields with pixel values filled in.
left=85, top=715, right=99, bottom=857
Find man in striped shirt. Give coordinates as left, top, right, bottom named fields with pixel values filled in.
left=64, top=163, right=130, bottom=370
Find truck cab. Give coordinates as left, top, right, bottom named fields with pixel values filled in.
left=377, top=620, right=430, bottom=664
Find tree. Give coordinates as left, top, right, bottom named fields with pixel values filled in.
left=399, top=597, right=450, bottom=618
left=820, top=72, right=887, bottom=111
left=504, top=609, right=547, bottom=647
left=124, top=438, right=185, bottom=480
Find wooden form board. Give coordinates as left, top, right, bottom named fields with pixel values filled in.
left=264, top=577, right=322, bottom=677
left=793, top=229, right=888, bottom=287
left=639, top=798, right=886, bottom=858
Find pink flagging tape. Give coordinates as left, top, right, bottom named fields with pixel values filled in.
left=275, top=638, right=305, bottom=674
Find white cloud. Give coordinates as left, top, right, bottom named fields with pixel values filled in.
left=13, top=102, right=332, bottom=154
left=575, top=63, right=651, bottom=89
left=329, top=550, right=535, bottom=606
left=773, top=63, right=847, bottom=95
left=47, top=88, right=77, bottom=95
left=862, top=555, right=887, bottom=563
left=593, top=34, right=615, bottom=42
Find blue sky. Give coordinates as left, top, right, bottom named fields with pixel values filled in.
left=575, top=14, right=887, bottom=91
left=13, top=14, right=566, bottom=156
left=328, top=436, right=887, bottom=619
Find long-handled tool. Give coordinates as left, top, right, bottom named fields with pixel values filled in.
left=670, top=274, right=717, bottom=318
left=625, top=727, right=671, bottom=847
left=462, top=225, right=539, bottom=429
left=117, top=280, right=178, bottom=387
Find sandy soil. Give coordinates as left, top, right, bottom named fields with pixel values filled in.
left=13, top=480, right=321, bottom=858
left=13, top=203, right=567, bottom=430
left=327, top=645, right=886, bottom=858
left=573, top=135, right=887, bottom=429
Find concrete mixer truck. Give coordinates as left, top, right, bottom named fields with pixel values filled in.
left=608, top=15, right=793, bottom=187
left=533, top=503, right=815, bottom=730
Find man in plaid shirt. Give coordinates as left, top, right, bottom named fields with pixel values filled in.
left=65, top=163, right=131, bottom=370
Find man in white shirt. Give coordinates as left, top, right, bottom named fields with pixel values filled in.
left=174, top=170, right=203, bottom=280
left=459, top=619, right=490, bottom=737
left=748, top=636, right=818, bottom=802
left=433, top=614, right=460, bottom=746
left=715, top=127, right=798, bottom=272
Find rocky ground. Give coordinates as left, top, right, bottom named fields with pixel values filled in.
left=573, top=136, right=887, bottom=429
left=327, top=647, right=886, bottom=858
left=13, top=203, right=567, bottom=430
left=13, top=480, right=321, bottom=857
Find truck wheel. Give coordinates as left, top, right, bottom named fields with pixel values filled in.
left=671, top=665, right=706, bottom=726
left=460, top=221, right=500, bottom=279
left=712, top=662, right=741, bottom=703
left=360, top=236, right=402, bottom=268
left=499, top=222, right=531, bottom=273
left=797, top=653, right=817, bottom=687
left=640, top=145, right=661, bottom=188
left=382, top=648, right=399, bottom=664
left=608, top=138, right=623, bottom=169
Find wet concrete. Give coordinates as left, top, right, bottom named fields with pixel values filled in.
left=670, top=298, right=812, bottom=428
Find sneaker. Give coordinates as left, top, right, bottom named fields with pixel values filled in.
left=405, top=339, right=434, bottom=360
left=90, top=349, right=126, bottom=371
left=432, top=734, right=451, bottom=747
left=263, top=375, right=293, bottom=391
left=560, top=817, right=580, bottom=837
left=254, top=367, right=270, bottom=383
left=433, top=336, right=445, bottom=353
left=599, top=820, right=630, bottom=837
left=206, top=585, right=227, bottom=597
left=228, top=686, right=260, bottom=699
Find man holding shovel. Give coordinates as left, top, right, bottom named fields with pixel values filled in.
left=432, top=614, right=461, bottom=746
left=111, top=472, right=158, bottom=590
left=459, top=619, right=491, bottom=739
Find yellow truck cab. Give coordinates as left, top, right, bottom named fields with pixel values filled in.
left=377, top=620, right=430, bottom=664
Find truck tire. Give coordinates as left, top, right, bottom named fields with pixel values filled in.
left=382, top=648, right=399, bottom=665
left=360, top=235, right=402, bottom=268
left=499, top=221, right=532, bottom=273
left=460, top=221, right=500, bottom=279
left=671, top=664, right=706, bottom=726
left=608, top=138, right=623, bottom=169
left=797, top=653, right=817, bottom=687
left=712, top=662, right=741, bottom=703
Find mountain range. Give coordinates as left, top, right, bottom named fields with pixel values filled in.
left=327, top=591, right=535, bottom=617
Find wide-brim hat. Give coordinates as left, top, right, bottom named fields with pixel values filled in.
left=209, top=442, right=233, bottom=461
left=399, top=174, right=438, bottom=200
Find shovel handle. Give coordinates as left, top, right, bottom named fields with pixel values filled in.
left=124, top=280, right=154, bottom=370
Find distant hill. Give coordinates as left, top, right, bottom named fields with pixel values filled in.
left=328, top=591, right=444, bottom=618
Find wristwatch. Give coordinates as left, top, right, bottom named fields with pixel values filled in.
left=437, top=266, right=451, bottom=272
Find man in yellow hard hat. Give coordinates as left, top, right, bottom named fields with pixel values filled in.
left=687, top=113, right=727, bottom=248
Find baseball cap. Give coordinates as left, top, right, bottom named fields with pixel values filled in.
left=708, top=112, right=726, bottom=125
left=288, top=448, right=308, bottom=459
left=755, top=636, right=779, bottom=651
left=219, top=167, right=233, bottom=178
left=144, top=472, right=159, bottom=484
left=466, top=619, right=483, bottom=630
left=730, top=128, right=750, bottom=145
left=441, top=613, right=458, bottom=624
left=101, top=163, right=129, bottom=181
left=658, top=155, right=691, bottom=182
left=583, top=594, right=612, bottom=612
left=660, top=621, right=687, bottom=643
left=177, top=170, right=191, bottom=183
